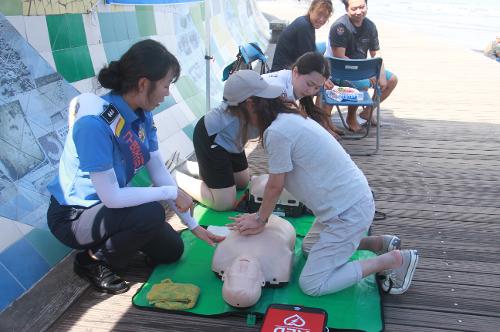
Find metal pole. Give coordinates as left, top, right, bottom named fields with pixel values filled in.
left=204, top=0, right=212, bottom=113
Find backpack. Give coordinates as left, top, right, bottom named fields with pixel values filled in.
left=222, top=42, right=270, bottom=81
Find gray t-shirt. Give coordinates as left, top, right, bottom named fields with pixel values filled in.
left=264, top=113, right=371, bottom=221
left=203, top=102, right=259, bottom=154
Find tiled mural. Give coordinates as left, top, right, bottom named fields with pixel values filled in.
left=0, top=0, right=269, bottom=311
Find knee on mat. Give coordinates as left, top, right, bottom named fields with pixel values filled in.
left=155, top=238, right=184, bottom=264
left=132, top=202, right=166, bottom=233
left=211, top=197, right=236, bottom=212
left=298, top=275, right=323, bottom=297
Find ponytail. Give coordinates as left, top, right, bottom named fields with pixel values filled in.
left=97, top=39, right=180, bottom=95
left=98, top=61, right=122, bottom=91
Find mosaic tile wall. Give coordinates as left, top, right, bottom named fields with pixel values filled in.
left=0, top=0, right=269, bottom=311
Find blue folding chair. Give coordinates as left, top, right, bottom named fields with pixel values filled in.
left=222, top=42, right=269, bottom=81
left=322, top=57, right=383, bottom=156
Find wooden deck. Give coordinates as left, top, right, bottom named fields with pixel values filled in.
left=48, top=5, right=500, bottom=332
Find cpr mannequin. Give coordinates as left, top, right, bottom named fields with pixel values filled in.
left=212, top=215, right=296, bottom=308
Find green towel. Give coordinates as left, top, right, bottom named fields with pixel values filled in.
left=147, top=278, right=200, bottom=310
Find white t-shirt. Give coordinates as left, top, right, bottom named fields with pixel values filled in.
left=261, top=70, right=296, bottom=102
left=264, top=113, right=371, bottom=221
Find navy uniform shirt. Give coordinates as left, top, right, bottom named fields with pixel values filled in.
left=47, top=93, right=158, bottom=207
left=271, top=15, right=316, bottom=71
left=328, top=14, right=379, bottom=59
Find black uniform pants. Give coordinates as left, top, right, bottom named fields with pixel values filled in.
left=47, top=196, right=184, bottom=269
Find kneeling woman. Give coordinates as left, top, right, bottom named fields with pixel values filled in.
left=176, top=54, right=339, bottom=211
left=227, top=94, right=419, bottom=296
left=47, top=40, right=223, bottom=295
left=175, top=70, right=286, bottom=211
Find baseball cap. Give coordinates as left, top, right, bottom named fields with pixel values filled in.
left=223, top=70, right=283, bottom=106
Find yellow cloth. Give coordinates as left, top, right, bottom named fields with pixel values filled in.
left=146, top=278, right=200, bottom=310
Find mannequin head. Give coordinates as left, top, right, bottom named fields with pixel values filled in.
left=212, top=215, right=296, bottom=308
left=222, top=255, right=265, bottom=308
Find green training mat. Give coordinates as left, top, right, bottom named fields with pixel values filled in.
left=133, top=205, right=383, bottom=332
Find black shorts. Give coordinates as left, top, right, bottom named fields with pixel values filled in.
left=193, top=117, right=248, bottom=189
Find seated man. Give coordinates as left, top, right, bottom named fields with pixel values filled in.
left=212, top=215, right=296, bottom=307
left=325, top=0, right=398, bottom=132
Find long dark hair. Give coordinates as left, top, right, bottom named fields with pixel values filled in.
left=293, top=52, right=337, bottom=135
left=254, top=98, right=305, bottom=143
left=98, top=39, right=180, bottom=96
left=227, top=103, right=252, bottom=147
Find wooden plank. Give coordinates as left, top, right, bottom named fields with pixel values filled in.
left=418, top=257, right=500, bottom=274
left=382, top=325, right=457, bottom=332
left=363, top=168, right=500, bottom=182
left=373, top=216, right=500, bottom=231
left=372, top=224, right=500, bottom=244
left=400, top=280, right=500, bottom=302
left=411, top=269, right=500, bottom=288
left=349, top=137, right=500, bottom=151
left=383, top=296, right=499, bottom=319
left=370, top=208, right=500, bottom=223
left=375, top=196, right=500, bottom=210
left=372, top=193, right=500, bottom=208
left=347, top=143, right=500, bottom=158
left=357, top=155, right=500, bottom=170
left=383, top=308, right=500, bottom=332
left=374, top=201, right=500, bottom=216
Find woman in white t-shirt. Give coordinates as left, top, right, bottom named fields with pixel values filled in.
left=227, top=102, right=419, bottom=297
left=263, top=52, right=343, bottom=139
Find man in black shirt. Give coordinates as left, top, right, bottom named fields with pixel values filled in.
left=327, top=0, right=398, bottom=132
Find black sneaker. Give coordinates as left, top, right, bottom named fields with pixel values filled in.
left=74, top=256, right=130, bottom=295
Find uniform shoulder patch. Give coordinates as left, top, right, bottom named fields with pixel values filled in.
left=100, top=103, right=119, bottom=124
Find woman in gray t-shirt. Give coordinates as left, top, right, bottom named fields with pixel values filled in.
left=175, top=70, right=295, bottom=211
left=228, top=104, right=419, bottom=297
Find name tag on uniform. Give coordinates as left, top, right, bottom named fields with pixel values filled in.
left=100, top=104, right=119, bottom=124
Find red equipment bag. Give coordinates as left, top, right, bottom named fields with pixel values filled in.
left=260, top=304, right=328, bottom=332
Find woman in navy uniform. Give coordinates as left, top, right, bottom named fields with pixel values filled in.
left=47, top=40, right=223, bottom=294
